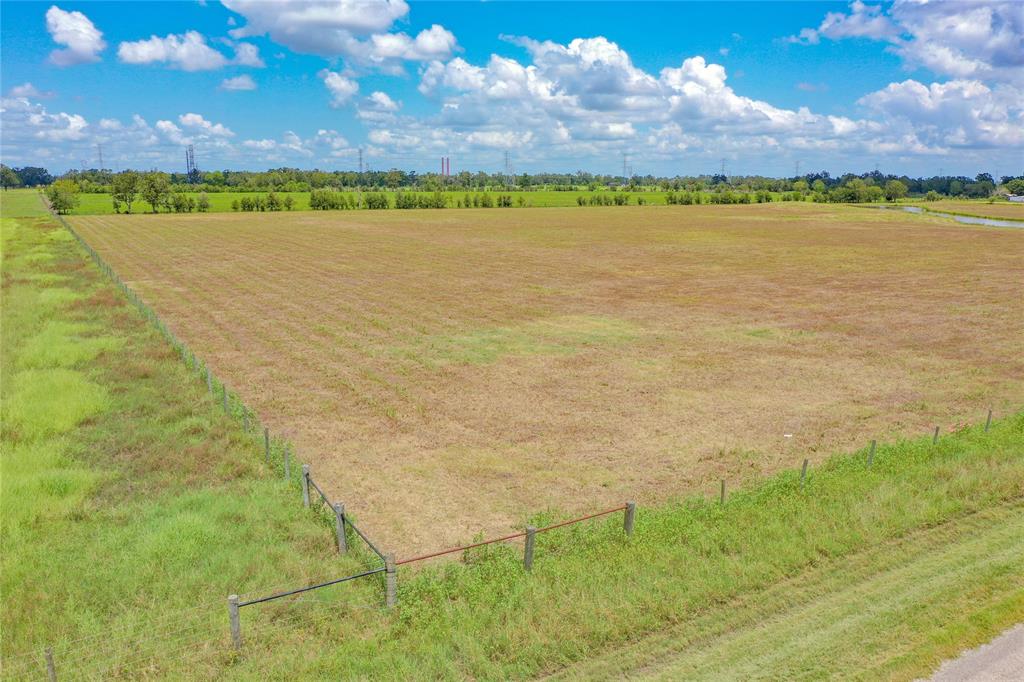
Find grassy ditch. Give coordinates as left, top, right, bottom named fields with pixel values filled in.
left=1, top=191, right=380, bottom=679
left=267, top=414, right=1022, bottom=679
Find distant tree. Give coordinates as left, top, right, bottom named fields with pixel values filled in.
left=45, top=179, right=80, bottom=214
left=13, top=166, right=53, bottom=187
left=1005, top=178, right=1024, bottom=195
left=197, top=192, right=211, bottom=212
left=1, top=165, right=22, bottom=190
left=139, top=172, right=171, bottom=213
left=924, top=190, right=942, bottom=201
left=111, top=171, right=140, bottom=213
left=266, top=191, right=282, bottom=211
left=169, top=192, right=195, bottom=213
left=792, top=179, right=809, bottom=193
left=812, top=179, right=826, bottom=193
left=975, top=172, right=994, bottom=185
left=283, top=195, right=295, bottom=210
left=884, top=179, right=908, bottom=202
left=231, top=199, right=240, bottom=211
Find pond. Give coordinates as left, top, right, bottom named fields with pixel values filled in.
left=871, top=204, right=1024, bottom=228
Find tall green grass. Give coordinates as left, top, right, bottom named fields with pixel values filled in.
left=1, top=199, right=377, bottom=679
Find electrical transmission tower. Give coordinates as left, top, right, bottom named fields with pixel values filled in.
left=504, top=150, right=513, bottom=186
left=185, top=145, right=198, bottom=183
left=97, top=144, right=104, bottom=170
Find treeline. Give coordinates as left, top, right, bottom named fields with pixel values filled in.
left=4, top=161, right=1021, bottom=199
left=304, top=190, right=524, bottom=210
left=232, top=192, right=296, bottom=212
left=40, top=171, right=217, bottom=214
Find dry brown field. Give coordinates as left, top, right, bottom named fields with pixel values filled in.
left=71, top=203, right=1024, bottom=553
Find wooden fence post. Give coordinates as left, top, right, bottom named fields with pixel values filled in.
left=933, top=426, right=940, bottom=444
left=524, top=526, right=537, bottom=571
left=385, top=554, right=397, bottom=608
left=45, top=646, right=56, bottom=682
left=720, top=480, right=726, bottom=505
left=206, top=368, right=213, bottom=395
left=985, top=409, right=993, bottom=432
left=868, top=439, right=876, bottom=467
left=301, top=464, right=310, bottom=506
left=242, top=410, right=249, bottom=433
left=263, top=428, right=270, bottom=462
left=285, top=446, right=292, bottom=481
left=228, top=595, right=241, bottom=650
left=800, top=459, right=809, bottom=488
left=334, top=503, right=347, bottom=553
left=624, top=501, right=636, bottom=536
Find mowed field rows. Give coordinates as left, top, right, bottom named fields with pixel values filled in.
left=71, top=203, right=1024, bottom=552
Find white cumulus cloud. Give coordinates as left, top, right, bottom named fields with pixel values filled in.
left=46, top=6, right=106, bottom=66
left=221, top=74, right=257, bottom=91
left=118, top=31, right=229, bottom=71
left=786, top=1, right=1024, bottom=85
left=222, top=0, right=457, bottom=69
left=319, top=69, right=359, bottom=107
left=117, top=31, right=265, bottom=71
left=7, top=83, right=56, bottom=99
left=179, top=112, right=234, bottom=137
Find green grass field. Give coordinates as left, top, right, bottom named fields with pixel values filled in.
left=3, top=188, right=1022, bottom=679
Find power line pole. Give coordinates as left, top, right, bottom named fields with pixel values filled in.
left=185, top=145, right=198, bottom=182
left=504, top=150, right=512, bottom=186
left=794, top=160, right=800, bottom=178
left=358, top=148, right=363, bottom=175
left=623, top=152, right=628, bottom=180
left=97, top=143, right=104, bottom=170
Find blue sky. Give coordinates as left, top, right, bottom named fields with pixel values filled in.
left=2, top=1, right=1022, bottom=177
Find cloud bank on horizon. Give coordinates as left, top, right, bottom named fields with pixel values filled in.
left=1, top=0, right=1022, bottom=176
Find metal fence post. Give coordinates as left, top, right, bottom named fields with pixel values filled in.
left=263, top=428, right=270, bottom=462
left=285, top=446, right=292, bottom=481
left=624, top=501, right=636, bottom=536
left=45, top=646, right=56, bottom=682
left=868, top=439, right=876, bottom=467
left=524, top=526, right=537, bottom=571
left=385, top=554, right=397, bottom=608
left=228, top=595, right=242, bottom=650
left=334, top=503, right=347, bottom=553
left=932, top=426, right=940, bottom=444
left=985, top=409, right=993, bottom=432
left=206, top=368, right=213, bottom=395
left=301, top=464, right=310, bottom=506
left=800, top=459, right=809, bottom=489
